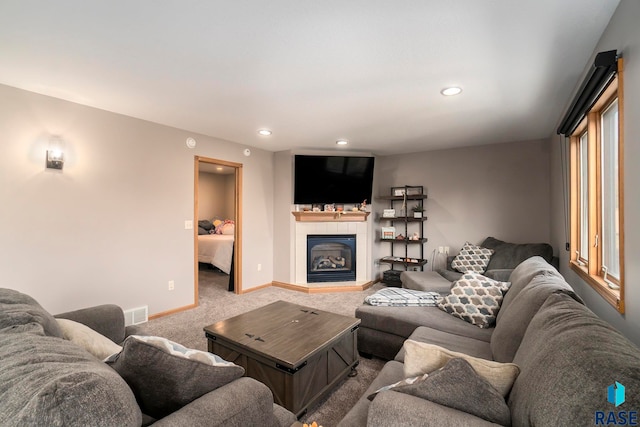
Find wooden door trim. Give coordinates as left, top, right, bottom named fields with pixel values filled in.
left=194, top=156, right=243, bottom=299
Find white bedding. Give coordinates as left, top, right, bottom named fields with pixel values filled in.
left=197, top=234, right=234, bottom=274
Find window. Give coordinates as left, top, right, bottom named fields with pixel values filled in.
left=569, top=59, right=624, bottom=312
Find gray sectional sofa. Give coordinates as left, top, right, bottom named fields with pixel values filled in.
left=361, top=238, right=559, bottom=360
left=0, top=288, right=296, bottom=427
left=400, top=237, right=558, bottom=291
left=340, top=257, right=640, bottom=426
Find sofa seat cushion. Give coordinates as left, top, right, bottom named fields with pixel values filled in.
left=401, top=270, right=453, bottom=294
left=509, top=292, right=640, bottom=426
left=490, top=274, right=579, bottom=363
left=356, top=305, right=494, bottom=344
left=395, top=326, right=493, bottom=362
left=107, top=335, right=245, bottom=419
left=0, top=288, right=63, bottom=338
left=0, top=324, right=141, bottom=427
left=367, top=391, right=500, bottom=427
left=481, top=237, right=553, bottom=271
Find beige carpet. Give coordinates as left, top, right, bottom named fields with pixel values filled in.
left=145, top=269, right=386, bottom=426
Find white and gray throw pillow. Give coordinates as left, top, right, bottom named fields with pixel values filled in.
left=106, top=336, right=244, bottom=419
left=438, top=273, right=511, bottom=328
left=394, top=357, right=511, bottom=425
left=56, top=318, right=122, bottom=360
left=451, top=242, right=494, bottom=273
left=403, top=340, right=520, bottom=397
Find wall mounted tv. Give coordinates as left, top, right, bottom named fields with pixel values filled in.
left=294, top=155, right=375, bottom=204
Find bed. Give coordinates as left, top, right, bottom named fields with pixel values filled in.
left=198, top=234, right=234, bottom=274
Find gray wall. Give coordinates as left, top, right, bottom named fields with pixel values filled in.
left=273, top=150, right=294, bottom=283
left=374, top=139, right=551, bottom=278
left=550, top=0, right=640, bottom=346
left=0, top=83, right=275, bottom=316
left=198, top=172, right=235, bottom=221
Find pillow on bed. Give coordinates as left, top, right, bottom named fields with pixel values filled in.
left=215, top=220, right=235, bottom=235
left=198, top=220, right=213, bottom=231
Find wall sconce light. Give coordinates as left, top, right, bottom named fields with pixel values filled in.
left=46, top=136, right=64, bottom=170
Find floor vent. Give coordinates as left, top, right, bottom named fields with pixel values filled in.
left=124, top=306, right=148, bottom=326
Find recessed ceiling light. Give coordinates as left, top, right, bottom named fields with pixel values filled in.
left=216, top=167, right=223, bottom=171
left=441, top=87, right=462, bottom=96
left=258, top=129, right=272, bottom=136
left=336, top=139, right=349, bottom=146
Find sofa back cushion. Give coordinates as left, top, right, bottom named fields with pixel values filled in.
left=0, top=324, right=141, bottom=427
left=490, top=274, right=579, bottom=362
left=481, top=237, right=553, bottom=271
left=0, top=288, right=63, bottom=338
left=498, top=256, right=563, bottom=319
left=508, top=292, right=640, bottom=426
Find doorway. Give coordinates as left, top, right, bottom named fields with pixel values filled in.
left=194, top=156, right=242, bottom=300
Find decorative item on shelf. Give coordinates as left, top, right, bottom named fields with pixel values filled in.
left=412, top=203, right=424, bottom=218
left=396, top=234, right=405, bottom=240
left=312, top=204, right=322, bottom=212
left=324, top=204, right=335, bottom=212
left=360, top=199, right=368, bottom=211
left=409, top=232, right=420, bottom=241
left=382, top=209, right=396, bottom=218
left=302, top=206, right=311, bottom=212
left=406, top=187, right=423, bottom=196
left=393, top=188, right=406, bottom=197
left=336, top=204, right=344, bottom=212
left=381, top=227, right=395, bottom=240
left=351, top=206, right=359, bottom=212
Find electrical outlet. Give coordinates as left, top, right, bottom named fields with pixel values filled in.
left=168, top=280, right=175, bottom=291
left=257, top=264, right=262, bottom=271
left=438, top=246, right=443, bottom=254
left=444, top=246, right=450, bottom=254
left=184, top=220, right=193, bottom=230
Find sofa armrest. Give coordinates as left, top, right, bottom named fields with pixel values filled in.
left=55, top=304, right=126, bottom=344
left=124, top=323, right=148, bottom=337
left=152, top=377, right=291, bottom=427
left=367, top=391, right=502, bottom=427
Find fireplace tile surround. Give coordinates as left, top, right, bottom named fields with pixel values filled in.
left=295, top=220, right=370, bottom=285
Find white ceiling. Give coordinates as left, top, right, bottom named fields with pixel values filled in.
left=0, top=1, right=620, bottom=155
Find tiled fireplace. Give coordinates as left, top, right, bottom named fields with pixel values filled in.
left=294, top=220, right=369, bottom=285
left=307, top=234, right=356, bottom=282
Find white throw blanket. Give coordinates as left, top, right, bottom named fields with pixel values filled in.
left=364, top=288, right=441, bottom=307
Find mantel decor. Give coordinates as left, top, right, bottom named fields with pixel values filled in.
left=292, top=211, right=370, bottom=222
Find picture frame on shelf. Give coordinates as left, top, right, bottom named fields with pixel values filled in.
left=393, top=188, right=406, bottom=197
left=382, top=209, right=396, bottom=218
left=406, top=187, right=423, bottom=196
left=381, top=227, right=395, bottom=240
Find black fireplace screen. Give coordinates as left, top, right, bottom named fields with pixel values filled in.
left=307, top=234, right=356, bottom=283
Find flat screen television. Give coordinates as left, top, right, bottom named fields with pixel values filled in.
left=294, top=155, right=375, bottom=204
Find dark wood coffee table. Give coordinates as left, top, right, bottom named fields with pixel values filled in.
left=203, top=300, right=360, bottom=417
